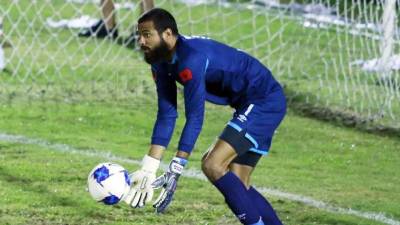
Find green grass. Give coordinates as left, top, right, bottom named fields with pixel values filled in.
left=0, top=142, right=389, bottom=225
left=0, top=100, right=399, bottom=225
left=0, top=0, right=400, bottom=224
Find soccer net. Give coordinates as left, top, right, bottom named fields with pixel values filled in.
left=1, top=0, right=399, bottom=130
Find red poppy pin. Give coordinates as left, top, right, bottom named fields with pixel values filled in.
left=179, top=68, right=193, bottom=83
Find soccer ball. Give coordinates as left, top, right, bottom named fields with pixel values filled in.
left=87, top=162, right=131, bottom=205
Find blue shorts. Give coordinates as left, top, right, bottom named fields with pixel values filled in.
left=220, top=90, right=286, bottom=156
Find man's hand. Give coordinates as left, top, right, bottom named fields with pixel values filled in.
left=124, top=155, right=160, bottom=208
left=152, top=157, right=187, bottom=213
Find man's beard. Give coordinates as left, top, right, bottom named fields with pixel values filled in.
left=142, top=38, right=170, bottom=64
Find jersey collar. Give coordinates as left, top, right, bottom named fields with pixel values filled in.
left=169, top=52, right=178, bottom=64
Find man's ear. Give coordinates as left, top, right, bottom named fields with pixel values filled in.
left=162, top=28, right=173, bottom=40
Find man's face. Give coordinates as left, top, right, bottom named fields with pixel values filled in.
left=137, top=21, right=170, bottom=64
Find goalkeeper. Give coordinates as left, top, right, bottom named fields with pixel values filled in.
left=124, top=8, right=286, bottom=225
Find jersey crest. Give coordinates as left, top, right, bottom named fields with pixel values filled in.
left=179, top=68, right=193, bottom=83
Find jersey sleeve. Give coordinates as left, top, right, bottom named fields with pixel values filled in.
left=177, top=53, right=209, bottom=153
left=151, top=66, right=178, bottom=148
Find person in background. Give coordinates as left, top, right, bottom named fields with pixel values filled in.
left=78, top=0, right=154, bottom=47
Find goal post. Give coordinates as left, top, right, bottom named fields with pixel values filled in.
left=378, top=0, right=396, bottom=78
left=0, top=0, right=399, bottom=130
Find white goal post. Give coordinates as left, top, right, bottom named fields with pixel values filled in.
left=0, top=0, right=399, bottom=129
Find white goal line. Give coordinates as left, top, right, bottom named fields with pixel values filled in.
left=0, top=132, right=398, bottom=225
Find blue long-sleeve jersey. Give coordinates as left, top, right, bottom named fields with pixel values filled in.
left=150, top=35, right=283, bottom=153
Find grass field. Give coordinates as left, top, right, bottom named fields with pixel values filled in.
left=1, top=0, right=400, bottom=224
left=0, top=100, right=399, bottom=225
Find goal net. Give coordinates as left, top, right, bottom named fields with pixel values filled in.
left=1, top=0, right=399, bottom=130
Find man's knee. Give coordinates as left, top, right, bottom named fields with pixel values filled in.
left=201, top=151, right=208, bottom=163
left=201, top=159, right=227, bottom=182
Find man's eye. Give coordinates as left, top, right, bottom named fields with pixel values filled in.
left=142, top=33, right=151, bottom=38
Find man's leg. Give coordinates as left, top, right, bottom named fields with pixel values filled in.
left=230, top=162, right=283, bottom=225
left=201, top=140, right=263, bottom=225
left=140, top=0, right=155, bottom=14
left=78, top=0, right=118, bottom=38
left=101, top=0, right=116, bottom=30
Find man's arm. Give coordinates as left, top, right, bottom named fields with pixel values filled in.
left=147, top=145, right=189, bottom=161
left=152, top=53, right=209, bottom=213
left=177, top=53, right=209, bottom=153
left=147, top=144, right=165, bottom=160
left=124, top=67, right=177, bottom=208
left=150, top=67, right=178, bottom=148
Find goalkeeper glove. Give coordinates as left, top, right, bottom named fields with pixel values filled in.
left=123, top=155, right=160, bottom=208
left=152, top=156, right=187, bottom=213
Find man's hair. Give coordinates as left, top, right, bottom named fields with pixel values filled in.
left=138, top=8, right=179, bottom=36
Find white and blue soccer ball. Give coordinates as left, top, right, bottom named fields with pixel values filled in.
left=87, top=162, right=131, bottom=205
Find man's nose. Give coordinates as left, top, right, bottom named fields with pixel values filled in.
left=138, top=36, right=146, bottom=46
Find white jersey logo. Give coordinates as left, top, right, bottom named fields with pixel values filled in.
left=237, top=104, right=254, bottom=123
left=237, top=114, right=247, bottom=123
